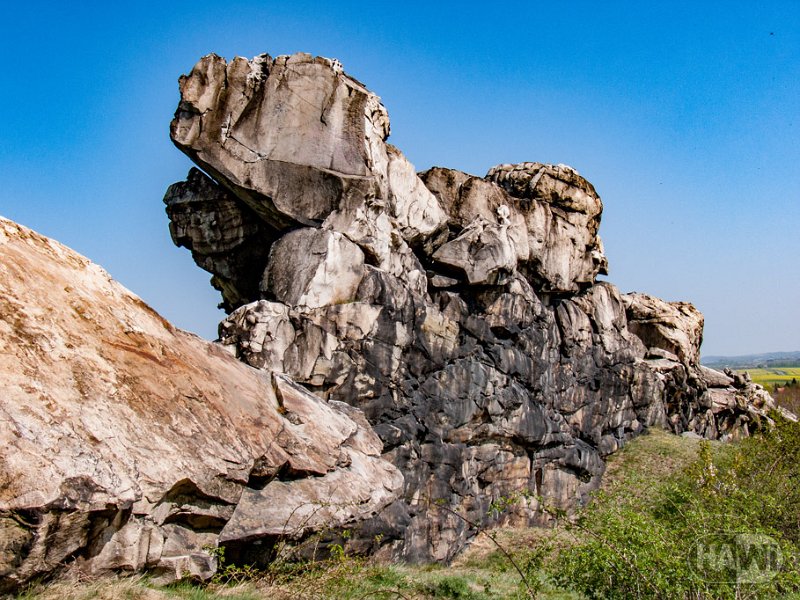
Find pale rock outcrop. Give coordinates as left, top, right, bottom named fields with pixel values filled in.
left=0, top=217, right=402, bottom=591
left=162, top=52, right=777, bottom=565
left=431, top=216, right=518, bottom=285
left=623, top=292, right=704, bottom=364
left=261, top=227, right=365, bottom=308
left=699, top=364, right=734, bottom=388
left=623, top=292, right=776, bottom=440
left=386, top=146, right=449, bottom=244
left=486, top=162, right=608, bottom=290
left=170, top=52, right=447, bottom=297
left=421, top=163, right=605, bottom=292
left=0, top=50, right=781, bottom=590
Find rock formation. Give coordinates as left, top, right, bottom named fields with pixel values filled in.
left=0, top=51, right=780, bottom=590
left=163, top=52, right=778, bottom=564
left=0, top=217, right=402, bottom=591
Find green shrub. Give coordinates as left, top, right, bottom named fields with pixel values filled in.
left=549, top=418, right=800, bottom=599
left=423, top=574, right=488, bottom=599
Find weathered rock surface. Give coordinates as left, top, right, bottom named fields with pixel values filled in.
left=623, top=292, right=704, bottom=364
left=169, top=52, right=445, bottom=299
left=161, top=51, right=778, bottom=567
left=422, top=162, right=607, bottom=292
left=164, top=167, right=277, bottom=311
left=0, top=217, right=402, bottom=591
left=262, top=227, right=366, bottom=308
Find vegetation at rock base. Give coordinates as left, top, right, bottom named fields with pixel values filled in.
left=736, top=360, right=800, bottom=413
left=774, top=382, right=800, bottom=415
left=16, top=420, right=800, bottom=600
left=549, top=415, right=800, bottom=599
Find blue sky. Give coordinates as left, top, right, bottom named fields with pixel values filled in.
left=1, top=1, right=797, bottom=357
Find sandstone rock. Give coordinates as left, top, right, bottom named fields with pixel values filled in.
left=262, top=227, right=365, bottom=308
left=622, top=292, right=704, bottom=364
left=169, top=52, right=445, bottom=303
left=161, top=51, right=782, bottom=567
left=0, top=217, right=401, bottom=591
left=0, top=49, right=781, bottom=591
left=486, top=162, right=608, bottom=290
left=699, top=365, right=734, bottom=388
left=386, top=145, right=448, bottom=244
left=421, top=163, right=606, bottom=292
left=164, top=167, right=275, bottom=311
left=172, top=53, right=390, bottom=227
left=623, top=303, right=779, bottom=441
left=216, top=274, right=655, bottom=561
left=431, top=217, right=518, bottom=285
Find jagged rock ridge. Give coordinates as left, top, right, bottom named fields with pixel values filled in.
left=164, top=52, right=777, bottom=563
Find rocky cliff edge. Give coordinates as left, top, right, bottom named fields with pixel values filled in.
left=163, top=52, right=778, bottom=563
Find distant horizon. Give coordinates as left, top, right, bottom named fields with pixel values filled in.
left=701, top=349, right=800, bottom=361
left=1, top=1, right=797, bottom=356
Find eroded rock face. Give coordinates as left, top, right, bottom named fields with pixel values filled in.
left=262, top=227, right=366, bottom=308
left=0, top=217, right=402, bottom=591
left=161, top=51, right=780, bottom=563
left=160, top=51, right=778, bottom=566
left=170, top=52, right=445, bottom=296
left=623, top=292, right=776, bottom=440
left=164, top=167, right=278, bottom=312
left=623, top=292, right=704, bottom=364
left=422, top=163, right=607, bottom=292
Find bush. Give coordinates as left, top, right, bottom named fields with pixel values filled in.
left=774, top=384, right=800, bottom=415
left=549, top=418, right=800, bottom=599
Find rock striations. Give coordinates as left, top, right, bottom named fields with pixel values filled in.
left=0, top=52, right=777, bottom=589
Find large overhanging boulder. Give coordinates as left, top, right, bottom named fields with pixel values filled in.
left=169, top=52, right=447, bottom=302
left=167, top=53, right=607, bottom=309
left=0, top=217, right=402, bottom=591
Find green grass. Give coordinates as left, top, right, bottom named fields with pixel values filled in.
left=739, top=367, right=800, bottom=389
left=548, top=417, right=800, bottom=599
left=13, top=430, right=702, bottom=600
left=601, top=427, right=707, bottom=493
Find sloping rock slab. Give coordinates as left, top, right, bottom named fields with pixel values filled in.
left=0, top=217, right=401, bottom=590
